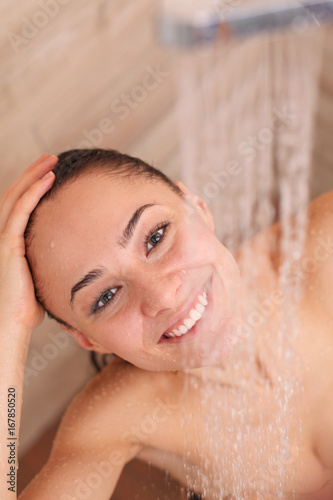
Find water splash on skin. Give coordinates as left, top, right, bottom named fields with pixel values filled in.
left=174, top=20, right=323, bottom=499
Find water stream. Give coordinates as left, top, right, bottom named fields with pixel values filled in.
left=171, top=17, right=323, bottom=500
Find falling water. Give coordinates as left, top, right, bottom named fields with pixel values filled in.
left=169, top=7, right=323, bottom=500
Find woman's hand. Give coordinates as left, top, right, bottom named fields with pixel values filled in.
left=0, top=154, right=57, bottom=331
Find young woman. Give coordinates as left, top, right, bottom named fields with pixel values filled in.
left=1, top=149, right=333, bottom=500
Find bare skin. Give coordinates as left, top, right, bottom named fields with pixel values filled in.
left=1, top=155, right=333, bottom=500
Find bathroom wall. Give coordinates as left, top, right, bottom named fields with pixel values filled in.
left=1, top=1, right=333, bottom=455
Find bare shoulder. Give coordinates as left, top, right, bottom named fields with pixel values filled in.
left=298, top=191, right=333, bottom=313
left=19, top=361, right=183, bottom=499
left=303, top=191, right=333, bottom=265
left=50, top=357, right=181, bottom=457
left=241, top=191, right=333, bottom=312
left=307, top=190, right=333, bottom=227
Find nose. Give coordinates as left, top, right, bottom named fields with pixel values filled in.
left=139, top=271, right=183, bottom=317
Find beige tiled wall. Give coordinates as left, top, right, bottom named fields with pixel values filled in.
left=0, top=0, right=180, bottom=186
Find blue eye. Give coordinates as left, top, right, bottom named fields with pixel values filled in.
left=92, top=287, right=117, bottom=315
left=144, top=220, right=170, bottom=254
left=90, top=219, right=171, bottom=316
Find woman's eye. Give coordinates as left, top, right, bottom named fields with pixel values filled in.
left=96, top=287, right=117, bottom=310
left=146, top=228, right=165, bottom=252
left=144, top=221, right=170, bottom=254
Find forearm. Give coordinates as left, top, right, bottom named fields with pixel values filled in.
left=18, top=454, right=124, bottom=500
left=0, top=321, right=32, bottom=500
left=0, top=154, right=58, bottom=499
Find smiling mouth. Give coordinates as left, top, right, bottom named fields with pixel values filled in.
left=161, top=287, right=208, bottom=340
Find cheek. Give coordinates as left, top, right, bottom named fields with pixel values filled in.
left=179, top=219, right=241, bottom=291
left=91, top=313, right=144, bottom=354
left=171, top=218, right=219, bottom=268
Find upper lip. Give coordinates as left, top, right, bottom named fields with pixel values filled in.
left=158, top=282, right=206, bottom=341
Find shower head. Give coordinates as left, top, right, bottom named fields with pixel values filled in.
left=157, top=0, right=333, bottom=47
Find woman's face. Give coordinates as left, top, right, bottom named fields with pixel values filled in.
left=29, top=172, right=242, bottom=371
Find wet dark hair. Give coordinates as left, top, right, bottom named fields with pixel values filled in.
left=24, top=148, right=184, bottom=331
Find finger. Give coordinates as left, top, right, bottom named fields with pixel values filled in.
left=2, top=154, right=52, bottom=198
left=3, top=171, right=55, bottom=244
left=0, top=155, right=58, bottom=233
left=1, top=154, right=57, bottom=203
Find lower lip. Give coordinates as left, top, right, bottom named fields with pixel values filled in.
left=158, top=278, right=213, bottom=345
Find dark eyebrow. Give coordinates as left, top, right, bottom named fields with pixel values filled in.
left=70, top=268, right=107, bottom=305
left=117, top=203, right=155, bottom=248
left=70, top=203, right=156, bottom=306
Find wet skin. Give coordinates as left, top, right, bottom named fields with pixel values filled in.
left=24, top=175, right=333, bottom=499
left=27, top=173, right=243, bottom=371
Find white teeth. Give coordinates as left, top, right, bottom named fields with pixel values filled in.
left=174, top=329, right=183, bottom=337
left=195, top=303, right=205, bottom=314
left=184, top=318, right=195, bottom=329
left=198, top=294, right=208, bottom=306
left=189, top=309, right=202, bottom=321
left=163, top=286, right=209, bottom=340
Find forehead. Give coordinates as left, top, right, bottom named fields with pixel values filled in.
left=37, top=172, right=180, bottom=231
